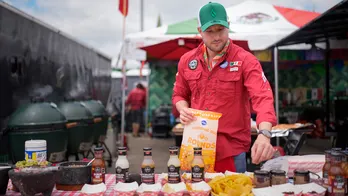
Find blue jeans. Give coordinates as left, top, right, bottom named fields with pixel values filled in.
left=234, top=152, right=247, bottom=173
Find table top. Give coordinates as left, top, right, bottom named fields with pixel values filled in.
left=174, top=128, right=313, bottom=136
left=5, top=174, right=117, bottom=196
left=5, top=172, right=324, bottom=196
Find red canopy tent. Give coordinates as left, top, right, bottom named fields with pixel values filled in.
left=140, top=37, right=250, bottom=61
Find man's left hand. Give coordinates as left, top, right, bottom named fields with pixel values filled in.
left=251, top=134, right=275, bottom=164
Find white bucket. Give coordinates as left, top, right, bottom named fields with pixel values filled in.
left=25, top=140, right=47, bottom=162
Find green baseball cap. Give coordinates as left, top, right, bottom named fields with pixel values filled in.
left=198, top=2, right=229, bottom=32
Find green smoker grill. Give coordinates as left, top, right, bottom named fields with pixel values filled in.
left=7, top=98, right=69, bottom=163
left=80, top=99, right=112, bottom=165
left=57, top=99, right=95, bottom=160
left=80, top=100, right=108, bottom=144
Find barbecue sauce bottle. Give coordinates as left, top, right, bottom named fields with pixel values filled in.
left=329, top=151, right=346, bottom=196
left=115, top=147, right=129, bottom=183
left=323, top=150, right=332, bottom=191
left=141, top=147, right=155, bottom=184
left=191, top=147, right=205, bottom=183
left=91, top=147, right=106, bottom=184
left=340, top=151, right=348, bottom=195
left=167, top=146, right=181, bottom=183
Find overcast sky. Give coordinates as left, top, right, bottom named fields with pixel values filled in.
left=4, top=0, right=343, bottom=62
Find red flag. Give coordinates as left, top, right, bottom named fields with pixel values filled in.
left=119, top=0, right=129, bottom=17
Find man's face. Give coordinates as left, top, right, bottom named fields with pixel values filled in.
left=198, top=24, right=229, bottom=53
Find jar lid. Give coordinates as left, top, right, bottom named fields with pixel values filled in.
left=271, top=170, right=286, bottom=176
left=331, top=151, right=343, bottom=157
left=118, top=147, right=127, bottom=151
left=332, top=148, right=342, bottom=151
left=254, top=170, right=270, bottom=176
left=193, top=147, right=202, bottom=151
left=294, top=170, right=309, bottom=176
left=25, top=140, right=47, bottom=148
left=143, top=147, right=152, bottom=151
left=169, top=146, right=178, bottom=150
left=94, top=147, right=104, bottom=152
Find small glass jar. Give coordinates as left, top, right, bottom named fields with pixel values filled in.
left=253, top=170, right=271, bottom=188
left=271, top=170, right=287, bottom=185
left=293, top=170, right=310, bottom=185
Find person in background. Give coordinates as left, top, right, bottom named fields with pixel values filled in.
left=172, top=2, right=277, bottom=173
left=126, top=83, right=146, bottom=137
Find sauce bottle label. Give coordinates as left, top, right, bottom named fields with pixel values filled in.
left=168, top=165, right=181, bottom=183
left=92, top=167, right=105, bottom=184
left=323, top=171, right=330, bottom=188
left=191, top=165, right=204, bottom=182
left=115, top=166, right=129, bottom=183
left=271, top=177, right=283, bottom=185
left=330, top=175, right=346, bottom=193
left=141, top=166, right=155, bottom=184
left=257, top=176, right=270, bottom=183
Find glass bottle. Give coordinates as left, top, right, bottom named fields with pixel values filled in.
left=254, top=170, right=271, bottom=188
left=329, top=151, right=345, bottom=196
left=115, top=147, right=130, bottom=183
left=91, top=147, right=106, bottom=184
left=167, top=146, right=181, bottom=183
left=294, top=170, right=310, bottom=185
left=340, top=151, right=348, bottom=195
left=323, top=150, right=332, bottom=190
left=191, top=147, right=204, bottom=183
left=271, top=170, right=286, bottom=186
left=141, top=147, right=155, bottom=184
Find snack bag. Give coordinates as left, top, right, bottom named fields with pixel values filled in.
left=179, top=109, right=222, bottom=173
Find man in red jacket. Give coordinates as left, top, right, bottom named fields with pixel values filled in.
left=126, top=83, right=146, bottom=137
left=172, top=2, right=277, bottom=173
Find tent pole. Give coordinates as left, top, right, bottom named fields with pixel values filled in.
left=325, top=38, right=331, bottom=136
left=120, top=63, right=126, bottom=148
left=273, top=46, right=280, bottom=146
left=120, top=14, right=127, bottom=147
left=145, top=71, right=150, bottom=134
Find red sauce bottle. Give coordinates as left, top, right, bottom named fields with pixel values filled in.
left=329, top=151, right=346, bottom=196
left=91, top=147, right=106, bottom=184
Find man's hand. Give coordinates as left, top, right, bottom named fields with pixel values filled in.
left=251, top=134, right=275, bottom=164
left=179, top=107, right=196, bottom=125
left=175, top=100, right=196, bottom=125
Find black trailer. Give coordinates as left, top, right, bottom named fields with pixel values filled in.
left=0, top=2, right=112, bottom=161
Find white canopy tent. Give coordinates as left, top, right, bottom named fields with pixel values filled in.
left=122, top=0, right=320, bottom=59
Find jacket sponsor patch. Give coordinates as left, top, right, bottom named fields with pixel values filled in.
left=229, top=67, right=239, bottom=72
left=188, top=60, right=198, bottom=70
left=220, top=61, right=228, bottom=69
left=229, top=61, right=242, bottom=66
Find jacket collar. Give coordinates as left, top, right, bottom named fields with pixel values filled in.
left=194, top=39, right=234, bottom=66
